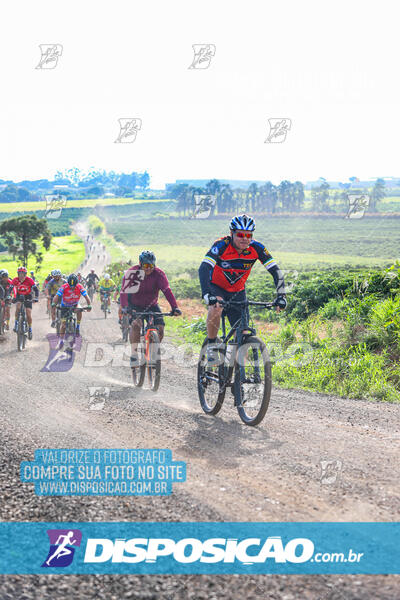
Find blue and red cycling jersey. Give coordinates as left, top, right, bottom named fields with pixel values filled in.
left=56, top=283, right=88, bottom=307
left=199, top=236, right=283, bottom=295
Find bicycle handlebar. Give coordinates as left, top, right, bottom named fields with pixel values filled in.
left=217, top=299, right=275, bottom=309
left=122, top=308, right=176, bottom=317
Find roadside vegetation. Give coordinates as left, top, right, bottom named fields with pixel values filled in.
left=1, top=235, right=85, bottom=279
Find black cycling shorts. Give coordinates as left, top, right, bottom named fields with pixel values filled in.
left=127, top=302, right=165, bottom=326
left=15, top=294, right=33, bottom=310
left=60, top=305, right=81, bottom=320
left=208, top=283, right=249, bottom=328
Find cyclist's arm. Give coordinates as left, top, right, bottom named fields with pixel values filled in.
left=253, top=242, right=286, bottom=295
left=161, top=286, right=178, bottom=310
left=53, top=290, right=61, bottom=305
left=198, top=240, right=224, bottom=297
left=45, top=279, right=53, bottom=296
left=80, top=288, right=91, bottom=306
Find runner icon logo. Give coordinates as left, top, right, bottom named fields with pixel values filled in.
left=42, top=529, right=82, bottom=568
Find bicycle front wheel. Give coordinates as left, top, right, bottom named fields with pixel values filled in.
left=147, top=330, right=161, bottom=392
left=56, top=313, right=61, bottom=336
left=0, top=305, right=4, bottom=335
left=122, top=315, right=129, bottom=342
left=234, top=336, right=271, bottom=426
left=197, top=337, right=226, bottom=415
left=131, top=346, right=146, bottom=387
left=17, top=320, right=25, bottom=351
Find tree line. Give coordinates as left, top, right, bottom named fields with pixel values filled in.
left=168, top=178, right=386, bottom=216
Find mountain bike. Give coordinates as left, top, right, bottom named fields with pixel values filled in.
left=120, top=309, right=130, bottom=342
left=15, top=297, right=37, bottom=351
left=126, top=309, right=174, bottom=392
left=54, top=305, right=62, bottom=336
left=100, top=291, right=110, bottom=318
left=87, top=283, right=96, bottom=303
left=197, top=299, right=274, bottom=426
left=60, top=305, right=91, bottom=355
left=0, top=285, right=5, bottom=335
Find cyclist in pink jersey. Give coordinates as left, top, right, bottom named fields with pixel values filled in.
left=119, top=250, right=181, bottom=366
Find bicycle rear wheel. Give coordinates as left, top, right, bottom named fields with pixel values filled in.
left=131, top=345, right=146, bottom=387
left=197, top=337, right=226, bottom=415
left=147, top=330, right=161, bottom=392
left=234, top=336, right=271, bottom=426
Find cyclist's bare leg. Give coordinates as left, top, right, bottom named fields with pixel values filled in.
left=15, top=301, right=21, bottom=321
left=76, top=308, right=83, bottom=324
left=156, top=324, right=164, bottom=342
left=206, top=296, right=224, bottom=339
left=129, top=318, right=142, bottom=354
left=4, top=303, right=10, bottom=321
left=26, top=307, right=32, bottom=326
left=50, top=297, right=56, bottom=321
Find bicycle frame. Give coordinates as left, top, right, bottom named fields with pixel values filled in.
left=216, top=299, right=274, bottom=391
left=125, top=310, right=171, bottom=355
left=220, top=303, right=256, bottom=347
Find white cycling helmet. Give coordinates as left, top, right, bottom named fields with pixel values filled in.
left=229, top=214, right=256, bottom=232
left=51, top=269, right=61, bottom=277
left=104, top=273, right=110, bottom=280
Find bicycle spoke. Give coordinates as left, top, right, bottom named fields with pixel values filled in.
left=235, top=337, right=271, bottom=426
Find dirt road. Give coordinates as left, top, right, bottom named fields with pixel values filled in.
left=0, top=245, right=399, bottom=598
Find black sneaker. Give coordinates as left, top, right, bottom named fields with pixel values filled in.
left=28, top=327, right=33, bottom=340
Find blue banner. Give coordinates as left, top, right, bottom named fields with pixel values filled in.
left=0, top=522, right=398, bottom=574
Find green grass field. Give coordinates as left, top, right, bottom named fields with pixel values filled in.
left=113, top=243, right=392, bottom=271
left=0, top=235, right=85, bottom=279
left=0, top=196, right=170, bottom=213
left=106, top=215, right=400, bottom=269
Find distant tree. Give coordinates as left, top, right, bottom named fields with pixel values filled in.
left=0, top=185, right=38, bottom=203
left=205, top=179, right=220, bottom=196
left=278, top=180, right=292, bottom=212
left=137, top=171, right=150, bottom=190
left=293, top=181, right=305, bottom=212
left=247, top=183, right=258, bottom=212
left=311, top=181, right=331, bottom=212
left=369, top=178, right=386, bottom=212
left=0, top=214, right=52, bottom=268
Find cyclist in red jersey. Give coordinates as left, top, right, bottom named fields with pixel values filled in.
left=11, top=267, right=39, bottom=339
left=0, top=269, right=14, bottom=330
left=198, top=214, right=287, bottom=364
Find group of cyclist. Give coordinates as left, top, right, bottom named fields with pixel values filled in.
left=0, top=214, right=287, bottom=364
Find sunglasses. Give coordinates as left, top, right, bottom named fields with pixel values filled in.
left=142, top=263, right=155, bottom=269
left=235, top=232, right=253, bottom=239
